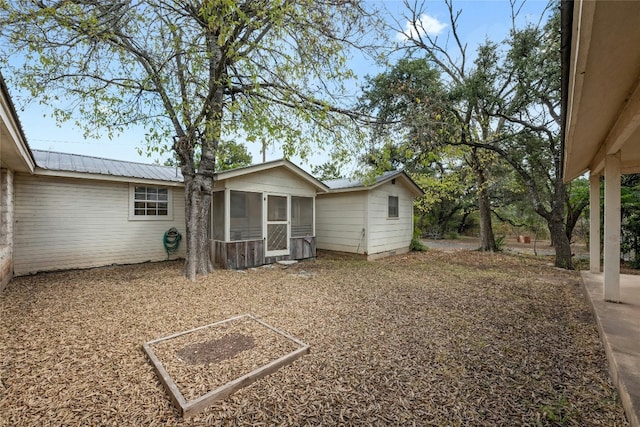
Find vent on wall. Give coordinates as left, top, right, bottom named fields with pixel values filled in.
left=391, top=178, right=396, bottom=184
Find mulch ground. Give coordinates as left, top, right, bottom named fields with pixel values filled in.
left=0, top=250, right=629, bottom=426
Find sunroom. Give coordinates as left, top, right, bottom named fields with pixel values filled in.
left=209, top=159, right=328, bottom=269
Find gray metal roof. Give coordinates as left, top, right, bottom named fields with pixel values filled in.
left=33, top=150, right=183, bottom=183
left=323, top=170, right=402, bottom=190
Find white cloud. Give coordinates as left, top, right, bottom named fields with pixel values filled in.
left=397, top=14, right=447, bottom=41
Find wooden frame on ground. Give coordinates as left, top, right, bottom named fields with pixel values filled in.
left=142, top=314, right=310, bottom=417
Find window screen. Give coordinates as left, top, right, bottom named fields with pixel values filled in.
left=229, top=191, right=262, bottom=241
left=291, top=196, right=313, bottom=237
left=212, top=191, right=225, bottom=240
left=388, top=195, right=399, bottom=218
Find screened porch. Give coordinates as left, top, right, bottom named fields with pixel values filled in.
left=209, top=189, right=317, bottom=269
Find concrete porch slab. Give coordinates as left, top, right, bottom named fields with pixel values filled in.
left=581, top=271, right=640, bottom=427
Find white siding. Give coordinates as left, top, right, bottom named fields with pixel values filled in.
left=215, top=167, right=317, bottom=196
left=316, top=191, right=367, bottom=253
left=366, top=181, right=414, bottom=254
left=14, top=174, right=186, bottom=275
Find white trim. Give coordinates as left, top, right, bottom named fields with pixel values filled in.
left=564, top=0, right=596, bottom=181
left=128, top=184, right=174, bottom=221
left=264, top=193, right=290, bottom=257
left=0, top=81, right=35, bottom=173
left=36, top=168, right=183, bottom=187
left=387, top=194, right=400, bottom=219
left=224, top=189, right=230, bottom=242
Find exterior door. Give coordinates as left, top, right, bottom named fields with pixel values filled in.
left=265, top=194, right=289, bottom=257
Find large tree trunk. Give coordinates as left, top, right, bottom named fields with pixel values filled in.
left=548, top=179, right=574, bottom=269
left=183, top=174, right=215, bottom=281
left=565, top=199, right=588, bottom=242
left=471, top=149, right=497, bottom=251
left=478, top=185, right=497, bottom=251
left=548, top=215, right=573, bottom=269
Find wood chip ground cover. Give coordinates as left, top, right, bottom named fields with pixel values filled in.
left=0, top=250, right=628, bottom=426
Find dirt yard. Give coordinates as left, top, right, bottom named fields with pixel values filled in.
left=0, top=250, right=628, bottom=426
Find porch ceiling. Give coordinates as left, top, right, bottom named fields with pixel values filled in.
left=564, top=0, right=640, bottom=182
left=0, top=75, right=35, bottom=173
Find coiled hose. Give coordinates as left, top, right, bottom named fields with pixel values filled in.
left=163, top=227, right=182, bottom=258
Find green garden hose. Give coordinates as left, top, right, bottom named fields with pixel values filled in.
left=163, top=227, right=182, bottom=258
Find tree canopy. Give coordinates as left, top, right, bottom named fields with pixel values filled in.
left=359, top=0, right=587, bottom=268
left=0, top=0, right=381, bottom=279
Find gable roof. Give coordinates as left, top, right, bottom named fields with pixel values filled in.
left=31, top=150, right=329, bottom=192
left=0, top=72, right=36, bottom=173
left=216, top=158, right=329, bottom=192
left=323, top=170, right=424, bottom=197
left=33, top=150, right=183, bottom=185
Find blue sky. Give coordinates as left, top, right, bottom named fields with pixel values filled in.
left=10, top=0, right=552, bottom=173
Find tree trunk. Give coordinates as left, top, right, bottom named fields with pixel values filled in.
left=183, top=174, right=215, bottom=281
left=478, top=185, right=497, bottom=251
left=565, top=199, right=588, bottom=242
left=548, top=215, right=573, bottom=269
left=471, top=149, right=497, bottom=251
left=547, top=179, right=574, bottom=269
left=458, top=209, right=471, bottom=234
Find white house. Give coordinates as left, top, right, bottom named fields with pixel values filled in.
left=316, top=170, right=424, bottom=259
left=13, top=150, right=187, bottom=276
left=0, top=73, right=36, bottom=290
left=0, top=71, right=425, bottom=280
left=5, top=147, right=422, bottom=277
left=563, top=2, right=640, bottom=424
left=563, top=0, right=640, bottom=302
left=210, top=159, right=328, bottom=269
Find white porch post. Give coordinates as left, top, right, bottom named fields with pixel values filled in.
left=589, top=172, right=601, bottom=273
left=603, top=151, right=621, bottom=302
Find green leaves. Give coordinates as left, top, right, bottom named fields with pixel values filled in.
left=0, top=0, right=377, bottom=167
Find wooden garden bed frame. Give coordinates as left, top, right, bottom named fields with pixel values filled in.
left=143, top=314, right=310, bottom=417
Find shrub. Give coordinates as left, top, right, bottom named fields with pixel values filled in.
left=410, top=236, right=426, bottom=252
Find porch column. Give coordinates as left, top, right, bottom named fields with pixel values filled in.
left=603, top=151, right=621, bottom=303
left=589, top=172, right=600, bottom=273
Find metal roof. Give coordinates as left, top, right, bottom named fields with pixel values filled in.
left=324, top=170, right=401, bottom=190
left=33, top=150, right=183, bottom=183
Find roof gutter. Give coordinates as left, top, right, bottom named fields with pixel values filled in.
left=560, top=0, right=574, bottom=183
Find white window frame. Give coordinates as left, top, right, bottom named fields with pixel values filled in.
left=388, top=195, right=399, bottom=219
left=128, top=184, right=174, bottom=221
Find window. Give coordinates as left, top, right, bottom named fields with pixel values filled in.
left=388, top=195, right=399, bottom=218
left=291, top=196, right=313, bottom=237
left=267, top=195, right=287, bottom=221
left=129, top=185, right=172, bottom=220
left=212, top=191, right=225, bottom=240
left=229, top=191, right=262, bottom=241
left=230, top=191, right=246, bottom=218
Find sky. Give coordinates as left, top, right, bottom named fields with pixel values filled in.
left=6, top=0, right=553, bottom=174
